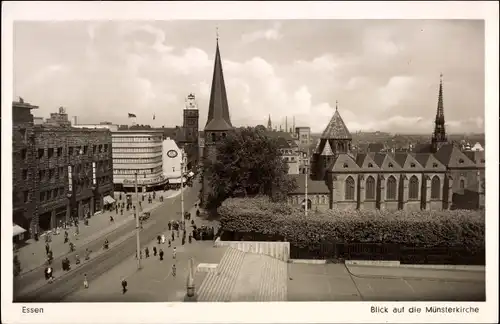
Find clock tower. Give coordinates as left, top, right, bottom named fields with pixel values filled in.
left=182, top=93, right=200, bottom=169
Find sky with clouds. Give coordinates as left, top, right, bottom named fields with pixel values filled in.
left=13, top=19, right=485, bottom=134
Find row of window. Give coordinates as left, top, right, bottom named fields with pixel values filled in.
left=284, top=156, right=296, bottom=162
left=35, top=144, right=109, bottom=160
left=289, top=195, right=328, bottom=205
left=112, top=147, right=162, bottom=153
left=113, top=157, right=162, bottom=164
left=343, top=175, right=443, bottom=201
left=112, top=136, right=163, bottom=143
left=36, top=160, right=112, bottom=182
left=280, top=149, right=297, bottom=155
left=112, top=166, right=163, bottom=175
left=39, top=187, right=66, bottom=203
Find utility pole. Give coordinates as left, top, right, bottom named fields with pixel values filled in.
left=134, top=172, right=142, bottom=269
left=180, top=151, right=185, bottom=223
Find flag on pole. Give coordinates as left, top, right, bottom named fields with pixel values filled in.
left=128, top=113, right=136, bottom=118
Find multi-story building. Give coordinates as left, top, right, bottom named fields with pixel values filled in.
left=44, top=107, right=72, bottom=127
left=265, top=131, right=300, bottom=175
left=13, top=99, right=39, bottom=237
left=112, top=129, right=166, bottom=192
left=162, top=138, right=188, bottom=188
left=289, top=75, right=485, bottom=212
left=13, top=102, right=114, bottom=236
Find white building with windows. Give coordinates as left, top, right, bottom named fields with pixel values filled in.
left=111, top=129, right=166, bottom=192
left=162, top=138, right=188, bottom=187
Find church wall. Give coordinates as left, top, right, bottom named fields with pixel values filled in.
left=379, top=172, right=400, bottom=212
left=331, top=173, right=359, bottom=210
left=400, top=172, right=423, bottom=212
left=357, top=172, right=379, bottom=210
left=448, top=168, right=482, bottom=210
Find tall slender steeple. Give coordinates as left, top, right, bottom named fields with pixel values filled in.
left=267, top=114, right=272, bottom=131
left=204, top=35, right=232, bottom=131
left=431, top=73, right=447, bottom=152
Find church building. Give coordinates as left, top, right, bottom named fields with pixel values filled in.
left=288, top=75, right=485, bottom=211
left=200, top=37, right=234, bottom=207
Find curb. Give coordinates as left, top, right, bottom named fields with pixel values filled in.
left=344, top=260, right=485, bottom=272
left=289, top=259, right=326, bottom=264
left=344, top=265, right=485, bottom=283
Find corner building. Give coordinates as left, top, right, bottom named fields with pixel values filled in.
left=288, top=76, right=485, bottom=211
left=13, top=101, right=114, bottom=237
left=111, top=129, right=166, bottom=192
left=201, top=38, right=234, bottom=206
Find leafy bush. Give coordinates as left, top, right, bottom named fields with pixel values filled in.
left=218, top=197, right=485, bottom=251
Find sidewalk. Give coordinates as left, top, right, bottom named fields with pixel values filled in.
left=15, top=189, right=180, bottom=276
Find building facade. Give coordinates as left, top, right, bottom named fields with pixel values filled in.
left=111, top=129, right=167, bottom=192
left=13, top=100, right=39, bottom=237
left=288, top=76, right=485, bottom=212
left=162, top=138, right=187, bottom=186
left=13, top=101, right=114, bottom=237
left=201, top=38, right=234, bottom=207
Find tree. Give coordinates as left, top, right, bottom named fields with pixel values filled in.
left=203, top=126, right=297, bottom=209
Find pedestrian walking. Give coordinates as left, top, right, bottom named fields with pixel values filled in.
left=75, top=254, right=81, bottom=265
left=168, top=239, right=171, bottom=247
left=85, top=248, right=91, bottom=260
left=152, top=246, right=157, bottom=256
left=157, top=235, right=161, bottom=245
left=182, top=236, right=185, bottom=246
left=188, top=233, right=192, bottom=244
left=69, top=241, right=75, bottom=252
left=64, top=230, right=69, bottom=243
left=121, top=279, right=128, bottom=294
left=145, top=247, right=149, bottom=258
left=172, top=264, right=176, bottom=277
left=121, top=209, right=123, bottom=215
left=47, top=250, right=53, bottom=264
left=171, top=231, right=175, bottom=242
left=110, top=215, right=114, bottom=223
left=84, top=274, right=89, bottom=289
left=168, top=221, right=171, bottom=231
left=45, top=243, right=50, bottom=255
left=172, top=247, right=177, bottom=260
left=159, top=249, right=164, bottom=261
left=103, top=238, right=109, bottom=250
left=161, top=234, right=166, bottom=244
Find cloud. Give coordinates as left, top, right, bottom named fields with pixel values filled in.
left=13, top=20, right=485, bottom=134
left=241, top=23, right=283, bottom=43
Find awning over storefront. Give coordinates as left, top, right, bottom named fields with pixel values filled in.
left=103, top=195, right=116, bottom=205
left=13, top=224, right=26, bottom=237
left=168, top=177, right=187, bottom=184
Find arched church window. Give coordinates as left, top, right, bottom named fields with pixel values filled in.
left=345, top=176, right=355, bottom=200
left=431, top=176, right=441, bottom=199
left=409, top=176, right=419, bottom=200
left=386, top=176, right=397, bottom=200
left=365, top=176, right=375, bottom=200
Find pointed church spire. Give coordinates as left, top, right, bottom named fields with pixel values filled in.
left=336, top=100, right=338, bottom=111
left=267, top=114, right=272, bottom=130
left=432, top=73, right=447, bottom=151
left=205, top=35, right=233, bottom=131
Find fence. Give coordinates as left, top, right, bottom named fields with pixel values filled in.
left=220, top=231, right=485, bottom=265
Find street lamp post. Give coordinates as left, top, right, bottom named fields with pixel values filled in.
left=180, top=151, right=185, bottom=223
left=134, top=172, right=142, bottom=269
left=304, top=149, right=309, bottom=217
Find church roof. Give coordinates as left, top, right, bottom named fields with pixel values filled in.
left=367, top=143, right=385, bottom=153
left=434, top=144, right=476, bottom=168
left=205, top=41, right=233, bottom=131
left=320, top=109, right=352, bottom=140
left=413, top=143, right=432, bottom=153
left=394, top=153, right=425, bottom=171
left=320, top=140, right=334, bottom=156
left=355, top=153, right=382, bottom=171
left=369, top=153, right=403, bottom=171
left=288, top=174, right=330, bottom=194
left=464, top=150, right=485, bottom=167
left=411, top=153, right=447, bottom=171
left=329, top=153, right=360, bottom=172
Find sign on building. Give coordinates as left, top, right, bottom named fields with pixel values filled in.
left=92, top=162, right=96, bottom=185
left=68, top=165, right=73, bottom=192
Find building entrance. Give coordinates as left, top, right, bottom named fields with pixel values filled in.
left=39, top=211, right=52, bottom=232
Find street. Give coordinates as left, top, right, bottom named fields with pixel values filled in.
left=14, top=181, right=201, bottom=302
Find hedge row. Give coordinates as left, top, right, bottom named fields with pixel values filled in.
left=218, top=196, right=485, bottom=251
